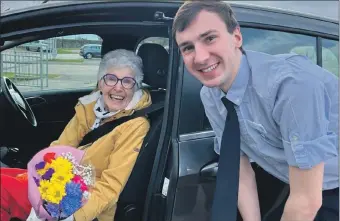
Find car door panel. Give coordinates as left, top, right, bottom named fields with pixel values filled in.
left=170, top=135, right=217, bottom=221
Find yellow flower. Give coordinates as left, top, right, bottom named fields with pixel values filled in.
left=37, top=163, right=50, bottom=176
left=45, top=182, right=66, bottom=204
left=38, top=180, right=51, bottom=200
left=50, top=156, right=73, bottom=174
left=50, top=171, right=74, bottom=185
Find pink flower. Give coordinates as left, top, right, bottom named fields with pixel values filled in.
left=72, top=175, right=88, bottom=192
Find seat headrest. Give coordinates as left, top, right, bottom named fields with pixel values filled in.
left=137, top=43, right=168, bottom=89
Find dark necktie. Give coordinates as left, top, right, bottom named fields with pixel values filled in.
left=211, top=96, right=241, bottom=221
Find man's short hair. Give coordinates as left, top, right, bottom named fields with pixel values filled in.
left=172, top=1, right=240, bottom=40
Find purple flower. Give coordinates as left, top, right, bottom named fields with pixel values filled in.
left=33, top=177, right=40, bottom=186
left=42, top=168, right=55, bottom=180
left=45, top=203, right=60, bottom=218
left=35, top=161, right=46, bottom=170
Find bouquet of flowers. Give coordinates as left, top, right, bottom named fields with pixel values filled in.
left=27, top=146, right=94, bottom=220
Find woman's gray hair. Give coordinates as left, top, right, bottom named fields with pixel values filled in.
left=97, top=49, right=144, bottom=88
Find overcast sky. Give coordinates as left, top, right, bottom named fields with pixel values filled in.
left=229, top=1, right=338, bottom=21
left=1, top=1, right=339, bottom=21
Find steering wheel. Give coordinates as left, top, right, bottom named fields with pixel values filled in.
left=1, top=77, right=37, bottom=127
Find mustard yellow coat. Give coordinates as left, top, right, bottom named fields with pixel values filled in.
left=50, top=89, right=152, bottom=221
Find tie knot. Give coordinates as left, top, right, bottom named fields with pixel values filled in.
left=221, top=97, right=235, bottom=112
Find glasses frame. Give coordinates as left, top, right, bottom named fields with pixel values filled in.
left=102, top=74, right=137, bottom=89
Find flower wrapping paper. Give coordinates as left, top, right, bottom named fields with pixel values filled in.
left=27, top=145, right=94, bottom=220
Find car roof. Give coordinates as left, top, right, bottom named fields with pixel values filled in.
left=1, top=0, right=338, bottom=24
left=0, top=0, right=337, bottom=44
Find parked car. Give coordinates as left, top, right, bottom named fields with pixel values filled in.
left=79, top=43, right=102, bottom=59
left=0, top=1, right=338, bottom=221
left=23, top=40, right=49, bottom=52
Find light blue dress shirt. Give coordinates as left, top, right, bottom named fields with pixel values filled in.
left=201, top=50, right=339, bottom=190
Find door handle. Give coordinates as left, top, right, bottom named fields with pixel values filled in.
left=200, top=162, right=218, bottom=177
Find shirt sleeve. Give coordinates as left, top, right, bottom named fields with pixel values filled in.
left=200, top=87, right=245, bottom=156
left=272, top=68, right=338, bottom=169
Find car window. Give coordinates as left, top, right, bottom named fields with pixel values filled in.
left=135, top=37, right=169, bottom=54
left=322, top=38, right=339, bottom=76
left=1, top=34, right=102, bottom=92
left=242, top=28, right=317, bottom=63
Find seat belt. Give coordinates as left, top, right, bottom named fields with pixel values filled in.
left=211, top=97, right=240, bottom=221
left=79, top=102, right=164, bottom=147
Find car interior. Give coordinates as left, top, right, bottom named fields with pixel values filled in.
left=0, top=23, right=170, bottom=221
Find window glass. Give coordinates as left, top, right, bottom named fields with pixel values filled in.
left=1, top=34, right=102, bottom=92
left=242, top=28, right=317, bottom=63
left=136, top=37, right=169, bottom=53
left=322, top=38, right=339, bottom=76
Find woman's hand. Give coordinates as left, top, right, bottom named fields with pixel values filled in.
left=26, top=208, right=75, bottom=221
left=26, top=208, right=42, bottom=221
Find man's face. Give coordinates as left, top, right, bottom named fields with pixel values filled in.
left=176, top=10, right=243, bottom=90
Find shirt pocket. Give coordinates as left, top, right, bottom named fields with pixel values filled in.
left=240, top=119, right=286, bottom=163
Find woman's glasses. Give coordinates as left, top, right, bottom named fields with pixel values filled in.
left=102, top=74, right=136, bottom=89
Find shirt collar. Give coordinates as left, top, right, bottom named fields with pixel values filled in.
left=222, top=54, right=250, bottom=106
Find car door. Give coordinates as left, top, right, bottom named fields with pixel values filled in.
left=167, top=64, right=219, bottom=221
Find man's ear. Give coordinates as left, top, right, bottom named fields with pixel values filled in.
left=233, top=26, right=243, bottom=48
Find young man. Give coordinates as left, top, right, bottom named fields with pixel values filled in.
left=173, top=1, right=339, bottom=221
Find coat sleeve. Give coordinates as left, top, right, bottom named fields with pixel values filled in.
left=73, top=118, right=150, bottom=221
left=49, top=114, right=85, bottom=148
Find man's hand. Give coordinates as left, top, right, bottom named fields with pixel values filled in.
left=238, top=155, right=261, bottom=221
left=281, top=162, right=324, bottom=221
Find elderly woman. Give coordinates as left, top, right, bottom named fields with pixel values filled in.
left=0, top=49, right=152, bottom=221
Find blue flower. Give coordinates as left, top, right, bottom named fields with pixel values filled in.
left=65, top=182, right=82, bottom=197
left=60, top=194, right=82, bottom=217
left=45, top=203, right=60, bottom=218
left=59, top=182, right=83, bottom=216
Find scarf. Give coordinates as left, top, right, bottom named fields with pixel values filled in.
left=91, top=89, right=143, bottom=130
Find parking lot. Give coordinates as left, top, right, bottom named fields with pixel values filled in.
left=2, top=48, right=101, bottom=92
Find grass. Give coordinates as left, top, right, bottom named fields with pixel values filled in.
left=3, top=72, right=60, bottom=81
left=50, top=58, right=84, bottom=63
left=57, top=48, right=79, bottom=54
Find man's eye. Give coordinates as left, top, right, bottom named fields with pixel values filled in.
left=182, top=45, right=194, bottom=52
left=206, top=36, right=216, bottom=43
